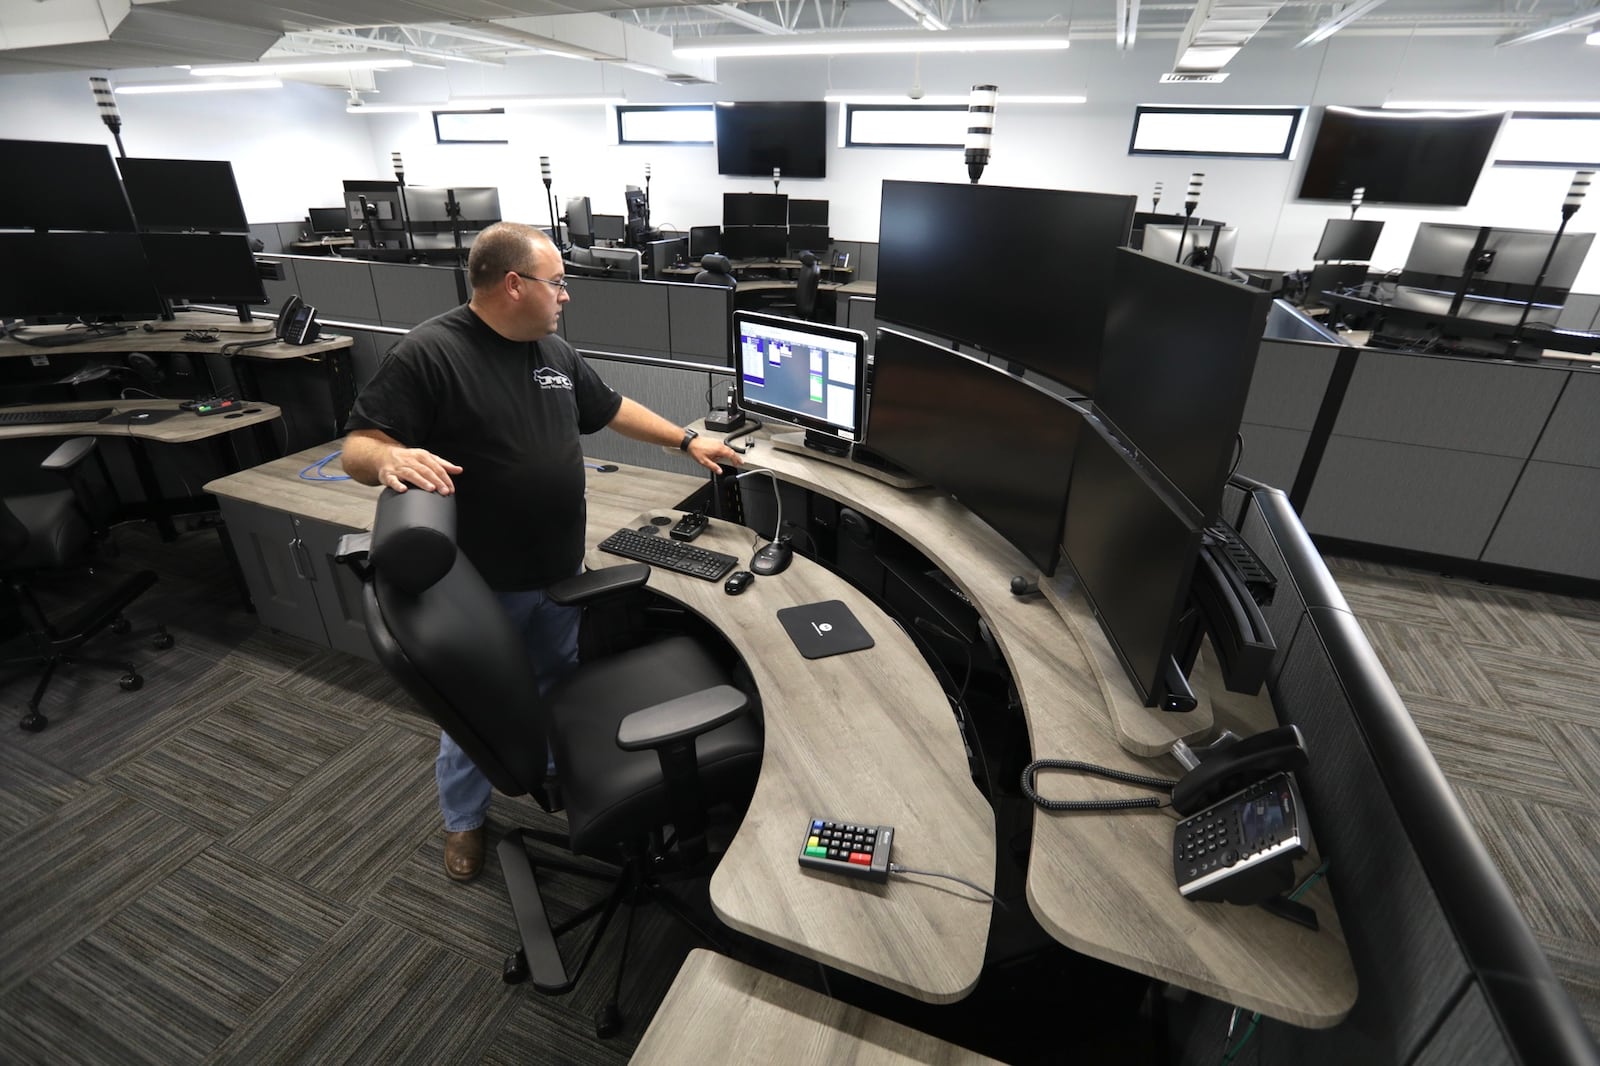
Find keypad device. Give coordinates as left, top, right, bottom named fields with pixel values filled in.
left=798, top=818, right=893, bottom=883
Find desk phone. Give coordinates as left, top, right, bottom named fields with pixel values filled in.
left=1174, top=771, right=1306, bottom=905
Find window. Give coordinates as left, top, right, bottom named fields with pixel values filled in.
left=616, top=105, right=714, bottom=145
left=1493, top=113, right=1600, bottom=168
left=1129, top=106, right=1301, bottom=159
left=433, top=110, right=507, bottom=145
left=844, top=105, right=967, bottom=149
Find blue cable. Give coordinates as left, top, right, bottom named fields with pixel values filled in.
left=299, top=450, right=350, bottom=481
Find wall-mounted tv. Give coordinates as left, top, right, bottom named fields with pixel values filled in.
left=715, top=102, right=827, bottom=179
left=1298, top=106, right=1504, bottom=207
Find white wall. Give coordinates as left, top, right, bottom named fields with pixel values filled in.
left=3, top=31, right=1598, bottom=285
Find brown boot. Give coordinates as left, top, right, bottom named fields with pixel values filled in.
left=444, top=826, right=486, bottom=882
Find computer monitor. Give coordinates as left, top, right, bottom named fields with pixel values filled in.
left=787, top=225, right=830, bottom=255
left=1091, top=248, right=1272, bottom=525
left=1062, top=420, right=1204, bottom=709
left=591, top=214, right=626, bottom=242
left=343, top=180, right=407, bottom=247
left=645, top=237, right=688, bottom=278
left=864, top=328, right=1081, bottom=574
left=1303, top=263, right=1371, bottom=309
left=138, top=233, right=267, bottom=307
left=308, top=207, right=350, bottom=235
left=789, top=199, right=829, bottom=226
left=565, top=196, right=593, bottom=247
left=1402, top=223, right=1594, bottom=303
left=1477, top=227, right=1593, bottom=296
left=876, top=181, right=1136, bottom=397
left=1314, top=218, right=1384, bottom=262
left=589, top=246, right=642, bottom=280
left=1140, top=223, right=1239, bottom=275
left=404, top=187, right=502, bottom=228
left=689, top=226, right=722, bottom=258
left=721, top=226, right=787, bottom=261
left=733, top=310, right=866, bottom=452
left=0, top=233, right=164, bottom=323
left=625, top=186, right=647, bottom=223
left=724, top=193, right=788, bottom=228
left=1402, top=223, right=1482, bottom=279
left=0, top=139, right=136, bottom=233
left=117, top=157, right=249, bottom=233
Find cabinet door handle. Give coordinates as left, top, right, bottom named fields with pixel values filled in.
left=290, top=538, right=313, bottom=581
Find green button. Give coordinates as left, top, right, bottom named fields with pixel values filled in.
left=804, top=846, right=828, bottom=858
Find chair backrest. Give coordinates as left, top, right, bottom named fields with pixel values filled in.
left=361, top=487, right=555, bottom=803
left=795, top=251, right=820, bottom=318
left=694, top=254, right=737, bottom=290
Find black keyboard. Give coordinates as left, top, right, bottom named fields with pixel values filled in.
left=0, top=407, right=114, bottom=426
left=599, top=527, right=739, bottom=582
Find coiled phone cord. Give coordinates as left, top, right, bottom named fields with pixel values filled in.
left=1020, top=759, right=1178, bottom=812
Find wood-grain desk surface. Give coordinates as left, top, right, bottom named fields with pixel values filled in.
left=630, top=950, right=1004, bottom=1065
left=725, top=433, right=1356, bottom=1028
left=0, top=315, right=352, bottom=363
left=0, top=398, right=282, bottom=444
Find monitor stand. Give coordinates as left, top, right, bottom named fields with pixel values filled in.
left=768, top=431, right=927, bottom=489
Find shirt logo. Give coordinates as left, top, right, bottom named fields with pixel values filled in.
left=533, top=367, right=573, bottom=390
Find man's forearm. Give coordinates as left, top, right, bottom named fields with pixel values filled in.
left=607, top=396, right=684, bottom=447
left=340, top=430, right=396, bottom=486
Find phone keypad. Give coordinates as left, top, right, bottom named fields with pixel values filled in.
left=798, top=819, right=892, bottom=883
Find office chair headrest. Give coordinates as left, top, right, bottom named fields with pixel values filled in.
left=370, top=487, right=458, bottom=595
left=700, top=253, right=732, bottom=273
left=798, top=250, right=818, bottom=267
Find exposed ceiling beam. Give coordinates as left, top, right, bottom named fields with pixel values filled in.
left=1497, top=4, right=1600, bottom=45
left=1296, top=0, right=1391, bottom=47
left=886, top=0, right=952, bottom=32
left=706, top=4, right=794, bottom=34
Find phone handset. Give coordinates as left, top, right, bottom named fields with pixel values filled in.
left=1170, top=724, right=1307, bottom=816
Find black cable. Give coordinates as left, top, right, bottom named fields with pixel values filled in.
left=888, top=864, right=1003, bottom=906
left=1020, top=759, right=1176, bottom=812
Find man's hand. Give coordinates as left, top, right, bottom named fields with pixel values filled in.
left=375, top=446, right=463, bottom=494
left=687, top=434, right=743, bottom=473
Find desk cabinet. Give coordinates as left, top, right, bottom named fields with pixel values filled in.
left=217, top=498, right=374, bottom=661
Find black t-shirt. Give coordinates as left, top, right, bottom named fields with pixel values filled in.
left=345, top=304, right=622, bottom=590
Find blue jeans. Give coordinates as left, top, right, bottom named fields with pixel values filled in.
left=436, top=586, right=580, bottom=832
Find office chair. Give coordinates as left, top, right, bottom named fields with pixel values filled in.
left=793, top=251, right=822, bottom=320
left=337, top=488, right=762, bottom=1037
left=0, top=437, right=171, bottom=732
left=692, top=253, right=738, bottom=290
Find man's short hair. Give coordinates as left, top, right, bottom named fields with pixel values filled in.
left=468, top=222, right=554, bottom=291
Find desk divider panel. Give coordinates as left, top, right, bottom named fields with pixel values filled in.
left=584, top=356, right=719, bottom=475
left=666, top=283, right=733, bottom=365
left=291, top=256, right=382, bottom=326
left=562, top=277, right=671, bottom=359
left=369, top=262, right=463, bottom=329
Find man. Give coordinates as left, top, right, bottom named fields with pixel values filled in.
left=342, top=221, right=741, bottom=882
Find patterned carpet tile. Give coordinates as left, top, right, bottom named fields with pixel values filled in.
left=481, top=993, right=633, bottom=1066
left=0, top=847, right=351, bottom=1066
left=278, top=649, right=411, bottom=722
left=225, top=722, right=440, bottom=904
left=1431, top=583, right=1600, bottom=662
left=1331, top=571, right=1458, bottom=631
left=105, top=684, right=372, bottom=837
left=1467, top=643, right=1600, bottom=725
left=1451, top=784, right=1600, bottom=947
left=0, top=788, right=212, bottom=995
left=1535, top=717, right=1600, bottom=814
left=1353, top=616, right=1510, bottom=711
left=0, top=739, right=90, bottom=846
left=202, top=912, right=517, bottom=1065
left=1401, top=694, right=1590, bottom=813
left=1537, top=937, right=1600, bottom=1040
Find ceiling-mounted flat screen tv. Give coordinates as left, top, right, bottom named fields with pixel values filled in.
left=715, top=102, right=827, bottom=179
left=1297, top=106, right=1504, bottom=207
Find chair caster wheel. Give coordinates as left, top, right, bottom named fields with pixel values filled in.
left=20, top=711, right=47, bottom=732
left=503, top=950, right=529, bottom=985
left=112, top=617, right=132, bottom=635
left=595, top=1003, right=622, bottom=1039
left=153, top=631, right=174, bottom=650
left=119, top=673, right=143, bottom=692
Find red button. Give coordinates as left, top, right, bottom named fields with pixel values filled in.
left=849, top=852, right=871, bottom=865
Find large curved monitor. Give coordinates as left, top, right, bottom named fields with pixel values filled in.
left=733, top=311, right=866, bottom=451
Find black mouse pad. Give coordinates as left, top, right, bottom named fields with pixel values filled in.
left=98, top=409, right=184, bottom=426
left=776, top=600, right=875, bottom=659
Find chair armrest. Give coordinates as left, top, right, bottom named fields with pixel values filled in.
left=41, top=436, right=97, bottom=474
left=616, top=684, right=749, bottom=751
left=546, top=563, right=650, bottom=606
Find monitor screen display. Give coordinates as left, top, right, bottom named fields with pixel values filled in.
left=1314, top=218, right=1384, bottom=262
left=1297, top=107, right=1503, bottom=207
left=117, top=157, right=249, bottom=233
left=723, top=193, right=787, bottom=227
left=733, top=310, right=865, bottom=443
left=1140, top=224, right=1238, bottom=275
left=864, top=328, right=1080, bottom=574
left=404, top=186, right=502, bottom=227
left=646, top=237, right=688, bottom=277
left=787, top=226, right=830, bottom=254
left=716, top=102, right=827, bottom=179
left=308, top=207, right=349, bottom=235
left=689, top=225, right=722, bottom=258
left=876, top=180, right=1136, bottom=397
left=1479, top=227, right=1594, bottom=293
left=1091, top=248, right=1272, bottom=524
left=564, top=196, right=593, bottom=239
left=789, top=199, right=829, bottom=226
left=589, top=247, right=642, bottom=280
left=0, top=139, right=135, bottom=232
left=591, top=213, right=626, bottom=241
left=138, top=233, right=267, bottom=306
left=721, top=226, right=787, bottom=261
left=1062, top=421, right=1203, bottom=707
left=0, top=233, right=163, bottom=321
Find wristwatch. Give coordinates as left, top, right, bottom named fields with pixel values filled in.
left=678, top=427, right=699, bottom=452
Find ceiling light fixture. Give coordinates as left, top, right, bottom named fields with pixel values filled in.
left=1382, top=100, right=1600, bottom=113
left=1295, top=0, right=1389, bottom=48
left=346, top=94, right=625, bottom=114
left=885, top=0, right=951, bottom=32
left=1499, top=7, right=1600, bottom=46
left=191, top=57, right=422, bottom=77
left=673, top=30, right=1070, bottom=58
left=116, top=78, right=284, bottom=95
left=823, top=93, right=1085, bottom=104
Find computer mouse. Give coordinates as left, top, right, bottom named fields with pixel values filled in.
left=749, top=540, right=792, bottom=576
left=724, top=570, right=754, bottom=595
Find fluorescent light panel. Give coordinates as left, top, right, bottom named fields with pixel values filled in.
left=824, top=93, right=1085, bottom=104
left=116, top=78, right=284, bottom=94
left=674, top=30, right=1070, bottom=57
left=1383, top=100, right=1600, bottom=114
left=347, top=95, right=624, bottom=114
left=192, top=57, right=419, bottom=76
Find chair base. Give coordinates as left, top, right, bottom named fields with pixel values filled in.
left=497, top=826, right=732, bottom=1039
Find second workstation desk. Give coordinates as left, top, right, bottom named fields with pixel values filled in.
left=207, top=439, right=1354, bottom=1027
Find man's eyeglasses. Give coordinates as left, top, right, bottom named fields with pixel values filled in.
left=514, top=271, right=568, bottom=292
